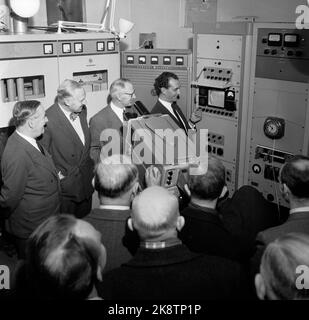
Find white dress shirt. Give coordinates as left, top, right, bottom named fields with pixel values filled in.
left=59, top=104, right=85, bottom=145
left=16, top=130, right=40, bottom=152
left=110, top=101, right=124, bottom=123
left=290, top=206, right=309, bottom=215
left=159, top=98, right=177, bottom=119
left=99, top=205, right=130, bottom=210
left=159, top=98, right=194, bottom=130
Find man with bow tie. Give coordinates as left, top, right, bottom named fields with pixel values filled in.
left=151, top=72, right=202, bottom=134
left=39, top=79, right=94, bottom=218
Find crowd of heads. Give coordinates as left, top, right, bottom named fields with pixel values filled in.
left=6, top=75, right=309, bottom=300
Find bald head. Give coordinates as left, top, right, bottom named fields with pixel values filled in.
left=280, top=155, right=309, bottom=199
left=131, top=186, right=181, bottom=240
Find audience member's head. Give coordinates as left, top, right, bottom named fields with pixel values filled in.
left=94, top=154, right=139, bottom=206
left=109, top=78, right=136, bottom=108
left=129, top=186, right=184, bottom=241
left=279, top=155, right=309, bottom=206
left=189, top=156, right=227, bottom=204
left=25, top=215, right=106, bottom=300
left=57, top=79, right=86, bottom=113
left=13, top=100, right=48, bottom=138
left=255, top=232, right=309, bottom=300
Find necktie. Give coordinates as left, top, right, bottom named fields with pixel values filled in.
left=171, top=102, right=187, bottom=134
left=36, top=141, right=45, bottom=155
left=123, top=107, right=138, bottom=121
left=123, top=108, right=128, bottom=122
left=70, top=112, right=79, bottom=121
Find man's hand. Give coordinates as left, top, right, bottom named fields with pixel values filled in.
left=189, top=106, right=202, bottom=125
left=145, top=165, right=162, bottom=187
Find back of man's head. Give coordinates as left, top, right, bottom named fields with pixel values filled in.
left=189, top=156, right=225, bottom=201
left=130, top=186, right=182, bottom=240
left=94, top=154, right=138, bottom=200
left=26, top=215, right=106, bottom=300
left=280, top=155, right=309, bottom=200
left=256, top=232, right=309, bottom=300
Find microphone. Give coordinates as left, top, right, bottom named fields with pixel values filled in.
left=134, top=101, right=149, bottom=116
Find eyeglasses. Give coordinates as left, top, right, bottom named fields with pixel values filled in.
left=123, top=90, right=135, bottom=98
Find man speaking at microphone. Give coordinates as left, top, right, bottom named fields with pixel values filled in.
left=151, top=72, right=202, bottom=134
left=89, top=78, right=141, bottom=163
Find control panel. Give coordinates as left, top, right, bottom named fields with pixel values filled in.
left=161, top=164, right=189, bottom=198
left=257, top=29, right=309, bottom=59
left=256, top=28, right=309, bottom=83
left=122, top=49, right=190, bottom=69
left=192, top=22, right=253, bottom=194
left=0, top=33, right=120, bottom=127
left=245, top=24, right=309, bottom=208
left=0, top=38, right=118, bottom=60
left=121, top=49, right=192, bottom=118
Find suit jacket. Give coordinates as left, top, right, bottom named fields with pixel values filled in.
left=180, top=203, right=252, bottom=260
left=97, top=243, right=250, bottom=300
left=151, top=100, right=191, bottom=133
left=0, top=132, right=60, bottom=238
left=84, top=207, right=139, bottom=273
left=39, top=103, right=94, bottom=202
left=89, top=105, right=123, bottom=163
left=251, top=211, right=309, bottom=275
left=218, top=186, right=280, bottom=245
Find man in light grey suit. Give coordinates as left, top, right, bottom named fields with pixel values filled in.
left=0, top=100, right=60, bottom=258
left=89, top=78, right=137, bottom=164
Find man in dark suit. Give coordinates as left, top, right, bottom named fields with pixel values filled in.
left=181, top=156, right=279, bottom=261
left=151, top=72, right=202, bottom=134
left=89, top=78, right=137, bottom=163
left=40, top=79, right=94, bottom=218
left=97, top=186, right=250, bottom=300
left=179, top=156, right=252, bottom=260
left=0, top=100, right=60, bottom=258
left=85, top=154, right=140, bottom=273
left=252, top=155, right=309, bottom=272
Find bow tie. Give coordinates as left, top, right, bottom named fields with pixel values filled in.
left=70, top=112, right=80, bottom=121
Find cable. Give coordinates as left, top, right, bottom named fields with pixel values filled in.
left=195, top=67, right=206, bottom=81
left=270, top=138, right=281, bottom=222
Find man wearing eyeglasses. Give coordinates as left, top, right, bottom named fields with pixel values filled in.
left=39, top=79, right=94, bottom=219
left=89, top=78, right=137, bottom=164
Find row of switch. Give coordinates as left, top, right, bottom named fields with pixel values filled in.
left=205, top=76, right=229, bottom=81
left=201, top=107, right=234, bottom=117
left=226, top=169, right=232, bottom=183
left=207, top=144, right=224, bottom=157
left=207, top=69, right=231, bottom=74
left=208, top=132, right=224, bottom=146
left=263, top=49, right=303, bottom=57
left=165, top=170, right=174, bottom=186
left=43, top=40, right=115, bottom=55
